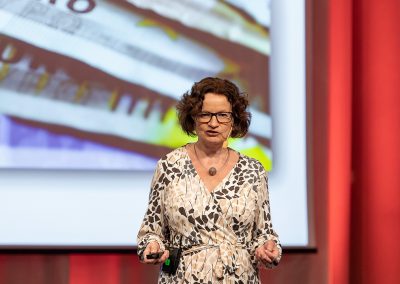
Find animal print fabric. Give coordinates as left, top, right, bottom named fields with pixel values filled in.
left=137, top=146, right=281, bottom=283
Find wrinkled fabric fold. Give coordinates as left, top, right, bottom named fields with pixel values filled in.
left=182, top=242, right=245, bottom=280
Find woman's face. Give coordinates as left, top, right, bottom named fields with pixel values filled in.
left=194, top=92, right=233, bottom=146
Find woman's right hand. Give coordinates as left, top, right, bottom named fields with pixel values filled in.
left=141, top=241, right=169, bottom=265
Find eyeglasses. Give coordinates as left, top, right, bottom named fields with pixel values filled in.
left=195, top=112, right=233, bottom=123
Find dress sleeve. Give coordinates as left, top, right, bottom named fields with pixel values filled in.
left=136, top=159, right=168, bottom=259
left=251, top=168, right=282, bottom=268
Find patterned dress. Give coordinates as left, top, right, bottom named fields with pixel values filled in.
left=137, top=146, right=281, bottom=284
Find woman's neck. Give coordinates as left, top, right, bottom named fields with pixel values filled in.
left=194, top=141, right=225, bottom=157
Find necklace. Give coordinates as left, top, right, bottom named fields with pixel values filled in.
left=193, top=144, right=230, bottom=176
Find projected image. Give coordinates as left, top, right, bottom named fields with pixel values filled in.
left=0, top=0, right=272, bottom=170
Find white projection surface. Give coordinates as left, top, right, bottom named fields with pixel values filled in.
left=0, top=0, right=307, bottom=248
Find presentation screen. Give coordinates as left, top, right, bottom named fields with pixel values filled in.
left=0, top=0, right=272, bottom=170
left=0, top=0, right=308, bottom=248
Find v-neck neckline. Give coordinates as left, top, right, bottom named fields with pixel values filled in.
left=184, top=145, right=241, bottom=194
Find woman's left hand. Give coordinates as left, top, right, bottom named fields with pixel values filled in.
left=255, top=240, right=280, bottom=266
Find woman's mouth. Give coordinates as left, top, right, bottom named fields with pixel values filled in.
left=206, top=130, right=219, bottom=136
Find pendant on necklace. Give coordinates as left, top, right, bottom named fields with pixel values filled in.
left=208, top=167, right=217, bottom=176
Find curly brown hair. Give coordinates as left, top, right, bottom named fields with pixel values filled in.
left=176, top=77, right=251, bottom=138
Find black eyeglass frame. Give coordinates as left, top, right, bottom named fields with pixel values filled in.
left=194, top=112, right=233, bottom=123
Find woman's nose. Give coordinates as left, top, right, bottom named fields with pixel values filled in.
left=208, top=115, right=219, bottom=127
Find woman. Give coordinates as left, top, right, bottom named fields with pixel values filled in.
left=137, top=77, right=282, bottom=283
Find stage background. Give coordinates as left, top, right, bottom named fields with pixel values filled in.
left=0, top=0, right=399, bottom=284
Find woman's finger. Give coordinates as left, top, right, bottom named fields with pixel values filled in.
left=256, top=247, right=273, bottom=264
left=158, top=250, right=170, bottom=264
left=264, top=240, right=276, bottom=252
left=142, top=242, right=161, bottom=264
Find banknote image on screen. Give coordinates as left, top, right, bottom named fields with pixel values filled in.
left=0, top=0, right=272, bottom=170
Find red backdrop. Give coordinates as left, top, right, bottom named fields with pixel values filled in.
left=1, top=0, right=399, bottom=283
left=349, top=0, right=400, bottom=283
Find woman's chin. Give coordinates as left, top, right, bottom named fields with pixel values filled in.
left=200, top=137, right=224, bottom=146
